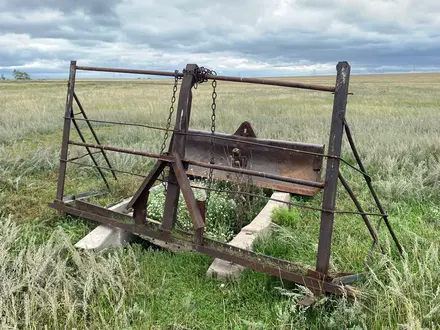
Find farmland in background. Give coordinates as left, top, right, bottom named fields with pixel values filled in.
left=0, top=73, right=439, bottom=329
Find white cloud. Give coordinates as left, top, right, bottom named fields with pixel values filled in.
left=0, top=0, right=439, bottom=77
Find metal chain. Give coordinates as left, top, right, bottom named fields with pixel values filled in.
left=158, top=66, right=217, bottom=200
left=160, top=70, right=179, bottom=192
left=206, top=71, right=217, bottom=205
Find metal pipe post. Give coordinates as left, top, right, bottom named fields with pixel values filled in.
left=161, top=64, right=198, bottom=231
left=315, top=62, right=351, bottom=275
left=56, top=61, right=77, bottom=200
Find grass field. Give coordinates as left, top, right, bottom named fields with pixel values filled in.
left=0, top=72, right=439, bottom=329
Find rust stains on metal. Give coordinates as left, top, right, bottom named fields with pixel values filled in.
left=75, top=65, right=335, bottom=92
left=50, top=60, right=400, bottom=298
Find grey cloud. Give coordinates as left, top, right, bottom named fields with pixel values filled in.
left=1, top=0, right=440, bottom=77
left=0, top=21, right=119, bottom=42
left=2, top=0, right=121, bottom=18
left=0, top=0, right=121, bottom=41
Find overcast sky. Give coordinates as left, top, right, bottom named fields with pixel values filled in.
left=1, top=0, right=439, bottom=78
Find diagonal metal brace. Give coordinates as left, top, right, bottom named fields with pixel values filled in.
left=128, top=161, right=167, bottom=209
left=128, top=161, right=167, bottom=225
left=343, top=118, right=403, bottom=256
left=171, top=154, right=205, bottom=244
left=338, top=171, right=384, bottom=254
left=73, top=92, right=118, bottom=180
left=70, top=109, right=110, bottom=190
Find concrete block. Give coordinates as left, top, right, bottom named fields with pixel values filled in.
left=75, top=185, right=163, bottom=251
left=75, top=198, right=135, bottom=251
left=206, top=191, right=290, bottom=280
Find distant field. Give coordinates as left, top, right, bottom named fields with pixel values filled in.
left=1, top=73, right=440, bottom=329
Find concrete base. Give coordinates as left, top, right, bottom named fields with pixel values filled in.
left=74, top=184, right=194, bottom=252
left=75, top=197, right=135, bottom=251
left=75, top=186, right=290, bottom=269
left=75, top=184, right=163, bottom=251
left=206, top=191, right=290, bottom=280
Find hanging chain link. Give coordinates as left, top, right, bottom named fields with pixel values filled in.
left=160, top=70, right=179, bottom=192
left=206, top=71, right=217, bottom=206
left=158, top=67, right=217, bottom=201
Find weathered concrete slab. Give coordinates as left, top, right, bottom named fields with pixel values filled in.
left=74, top=197, right=135, bottom=251
left=206, top=191, right=290, bottom=280
left=75, top=185, right=163, bottom=251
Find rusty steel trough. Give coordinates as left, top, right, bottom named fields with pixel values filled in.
left=185, top=123, right=324, bottom=196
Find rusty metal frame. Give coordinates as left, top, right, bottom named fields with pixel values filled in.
left=50, top=61, right=401, bottom=297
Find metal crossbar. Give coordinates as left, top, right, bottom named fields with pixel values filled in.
left=75, top=65, right=335, bottom=92
left=66, top=116, right=370, bottom=178
left=63, top=158, right=387, bottom=218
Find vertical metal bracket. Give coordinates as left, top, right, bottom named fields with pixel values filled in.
left=56, top=61, right=77, bottom=200
left=161, top=64, right=198, bottom=231
left=315, top=62, right=351, bottom=275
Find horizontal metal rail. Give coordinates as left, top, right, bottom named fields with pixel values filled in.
left=187, top=159, right=325, bottom=189
left=76, top=66, right=182, bottom=78
left=66, top=117, right=171, bottom=132
left=67, top=151, right=101, bottom=162
left=75, top=65, right=335, bottom=92
left=66, top=116, right=369, bottom=178
left=50, top=199, right=355, bottom=296
left=206, top=74, right=335, bottom=92
left=63, top=157, right=387, bottom=217
left=68, top=140, right=324, bottom=189
left=68, top=140, right=173, bottom=161
left=65, top=159, right=147, bottom=178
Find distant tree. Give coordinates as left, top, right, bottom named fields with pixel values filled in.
left=0, top=74, right=5, bottom=80
left=13, top=69, right=30, bottom=80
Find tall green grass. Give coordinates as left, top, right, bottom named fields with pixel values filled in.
left=0, top=74, right=439, bottom=328
left=2, top=215, right=440, bottom=329
left=0, top=216, right=141, bottom=329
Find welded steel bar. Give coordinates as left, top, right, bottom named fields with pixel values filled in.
left=56, top=61, right=77, bottom=200
left=172, top=155, right=205, bottom=231
left=186, top=159, right=325, bottom=189
left=50, top=199, right=355, bottom=296
left=68, top=140, right=173, bottom=161
left=67, top=151, right=101, bottom=162
left=161, top=64, right=198, bottom=231
left=338, top=172, right=384, bottom=253
left=129, top=161, right=166, bottom=209
left=63, top=158, right=386, bottom=217
left=367, top=216, right=383, bottom=265
left=73, top=92, right=117, bottom=180
left=76, top=65, right=184, bottom=77
left=205, top=74, right=335, bottom=92
left=68, top=140, right=325, bottom=189
left=65, top=159, right=147, bottom=178
left=343, top=119, right=403, bottom=256
left=75, top=65, right=334, bottom=92
left=132, top=161, right=166, bottom=226
left=197, top=184, right=385, bottom=216
left=316, top=62, right=351, bottom=275
left=71, top=116, right=110, bottom=190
